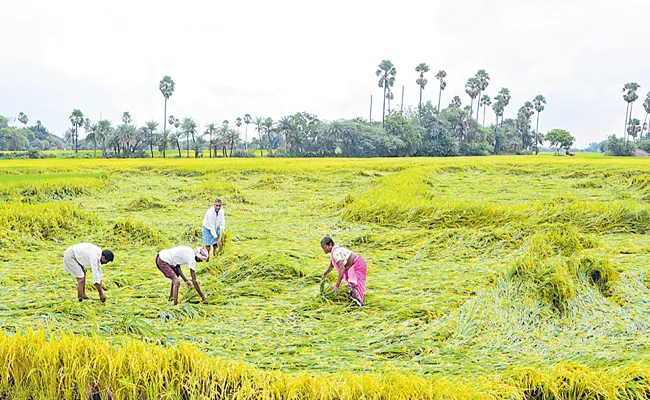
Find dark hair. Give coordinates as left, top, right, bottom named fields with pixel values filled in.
left=102, top=250, right=114, bottom=262
left=320, top=236, right=334, bottom=247
left=214, top=198, right=222, bottom=205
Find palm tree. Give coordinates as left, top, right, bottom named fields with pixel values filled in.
left=17, top=112, right=28, bottom=126
left=159, top=76, right=175, bottom=140
left=143, top=120, right=159, bottom=157
left=641, top=92, right=650, bottom=139
left=465, top=77, right=480, bottom=115
left=85, top=123, right=98, bottom=158
left=376, top=60, right=396, bottom=127
left=532, top=95, right=546, bottom=155
left=167, top=115, right=180, bottom=157
left=122, top=112, right=132, bottom=125
left=69, top=109, right=84, bottom=153
left=205, top=123, right=217, bottom=158
left=475, top=70, right=490, bottom=120
left=227, top=128, right=240, bottom=157
left=479, top=95, right=491, bottom=127
left=623, top=82, right=641, bottom=141
left=277, top=116, right=295, bottom=150
left=235, top=117, right=242, bottom=152
left=415, top=63, right=430, bottom=115
left=182, top=118, right=198, bottom=157
left=498, top=88, right=511, bottom=125
left=254, top=116, right=264, bottom=157
left=262, top=117, right=274, bottom=156
left=243, top=114, right=252, bottom=150
left=449, top=96, right=462, bottom=109
left=97, top=120, right=111, bottom=157
left=160, top=128, right=170, bottom=158
left=628, top=118, right=642, bottom=141
left=435, top=70, right=447, bottom=113
left=386, top=87, right=394, bottom=114
left=492, top=95, right=504, bottom=126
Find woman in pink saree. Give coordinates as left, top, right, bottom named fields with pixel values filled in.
left=320, top=236, right=368, bottom=307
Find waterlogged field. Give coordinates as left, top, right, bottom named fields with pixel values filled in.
left=1, top=155, right=650, bottom=399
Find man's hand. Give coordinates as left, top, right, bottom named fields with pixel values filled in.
left=100, top=294, right=107, bottom=303
left=216, top=239, right=222, bottom=248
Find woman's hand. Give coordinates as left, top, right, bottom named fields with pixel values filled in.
left=333, top=283, right=340, bottom=295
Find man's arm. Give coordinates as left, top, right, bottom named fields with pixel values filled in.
left=90, top=257, right=106, bottom=302
left=190, top=269, right=208, bottom=304
left=176, top=267, right=192, bottom=288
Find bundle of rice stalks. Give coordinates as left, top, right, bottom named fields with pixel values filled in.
left=111, top=219, right=168, bottom=246
left=217, top=252, right=305, bottom=282
left=126, top=196, right=166, bottom=211
left=255, top=174, right=282, bottom=190
left=0, top=202, right=96, bottom=244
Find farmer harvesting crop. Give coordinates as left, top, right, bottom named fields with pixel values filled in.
left=320, top=237, right=368, bottom=307
left=63, top=243, right=114, bottom=303
left=156, top=246, right=209, bottom=305
left=202, top=198, right=225, bottom=259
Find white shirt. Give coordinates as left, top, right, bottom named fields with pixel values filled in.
left=159, top=246, right=197, bottom=271
left=71, top=243, right=103, bottom=284
left=202, top=206, right=225, bottom=239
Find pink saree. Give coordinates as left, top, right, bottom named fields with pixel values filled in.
left=330, top=245, right=368, bottom=305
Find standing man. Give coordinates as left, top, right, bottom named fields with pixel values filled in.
left=202, top=198, right=225, bottom=259
left=156, top=246, right=210, bottom=305
left=63, top=243, right=114, bottom=302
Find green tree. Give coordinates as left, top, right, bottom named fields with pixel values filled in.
left=376, top=60, right=396, bottom=127
left=159, top=128, right=170, bottom=158
left=254, top=116, right=264, bottom=157
left=159, top=76, right=175, bottom=142
left=243, top=114, right=252, bottom=151
left=168, top=115, right=181, bottom=158
left=415, top=63, right=430, bottom=115
left=642, top=92, right=650, bottom=140
left=122, top=112, right=132, bottom=126
left=205, top=123, right=217, bottom=158
left=143, top=120, right=159, bottom=157
left=0, top=127, right=29, bottom=151
left=498, top=88, right=511, bottom=125
left=435, top=70, right=447, bottom=113
left=262, top=118, right=275, bottom=156
left=545, top=129, right=575, bottom=155
left=97, top=120, right=111, bottom=157
left=474, top=70, right=490, bottom=120
left=182, top=118, right=198, bottom=157
left=69, top=109, right=84, bottom=153
left=622, top=82, right=640, bottom=141
left=384, top=112, right=422, bottom=156
left=492, top=95, right=504, bottom=126
left=449, top=96, right=462, bottom=109
left=465, top=77, right=480, bottom=115
left=515, top=102, right=535, bottom=151
left=532, top=95, right=547, bottom=155
left=479, top=95, right=491, bottom=127
left=277, top=116, right=295, bottom=151
left=628, top=118, right=642, bottom=141
left=17, top=112, right=28, bottom=126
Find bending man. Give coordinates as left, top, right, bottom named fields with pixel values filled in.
left=63, top=243, right=114, bottom=302
left=156, top=246, right=209, bottom=305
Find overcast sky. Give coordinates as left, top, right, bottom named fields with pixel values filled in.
left=1, top=0, right=649, bottom=147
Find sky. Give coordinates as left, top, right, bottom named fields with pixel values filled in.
left=1, top=0, right=649, bottom=147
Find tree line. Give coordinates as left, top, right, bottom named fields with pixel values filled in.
left=3, top=63, right=589, bottom=157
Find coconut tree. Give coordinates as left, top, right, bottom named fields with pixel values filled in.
left=142, top=120, right=159, bottom=158
left=532, top=95, right=546, bottom=155
left=235, top=117, right=242, bottom=152
left=17, top=112, right=28, bottom=126
left=254, top=116, right=264, bottom=157
left=243, top=114, right=252, bottom=150
left=122, top=112, right=132, bottom=126
left=97, top=120, right=111, bottom=157
left=415, top=63, right=430, bottom=115
left=69, top=109, right=84, bottom=153
left=435, top=70, right=447, bottom=113
left=159, top=76, right=175, bottom=140
left=376, top=60, right=396, bottom=126
left=465, top=77, right=480, bottom=115
left=492, top=95, right=504, bottom=126
left=480, top=95, right=491, bottom=127
left=628, top=118, right=642, bottom=141
left=474, top=70, right=490, bottom=120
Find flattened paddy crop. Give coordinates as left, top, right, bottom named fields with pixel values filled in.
left=1, top=155, right=650, bottom=399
